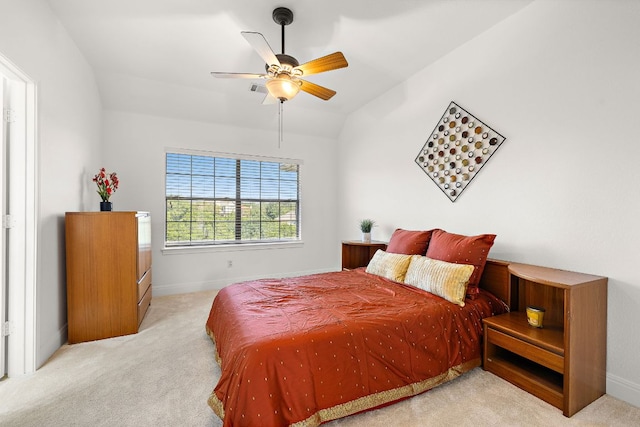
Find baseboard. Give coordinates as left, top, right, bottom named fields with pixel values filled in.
left=607, top=372, right=640, bottom=409
left=152, top=267, right=337, bottom=297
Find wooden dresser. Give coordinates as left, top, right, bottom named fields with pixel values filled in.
left=65, top=211, right=152, bottom=343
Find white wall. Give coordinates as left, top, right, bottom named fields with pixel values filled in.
left=0, top=0, right=102, bottom=367
left=102, top=110, right=339, bottom=295
left=338, top=0, right=640, bottom=408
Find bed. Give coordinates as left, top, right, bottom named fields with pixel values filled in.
left=205, top=229, right=511, bottom=427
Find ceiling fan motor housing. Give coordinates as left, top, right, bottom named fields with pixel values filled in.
left=266, top=54, right=299, bottom=74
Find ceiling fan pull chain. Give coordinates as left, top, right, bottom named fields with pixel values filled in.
left=279, top=100, right=284, bottom=148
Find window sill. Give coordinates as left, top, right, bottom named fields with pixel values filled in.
left=161, top=240, right=304, bottom=255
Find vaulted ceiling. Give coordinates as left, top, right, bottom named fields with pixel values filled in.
left=47, top=0, right=533, bottom=138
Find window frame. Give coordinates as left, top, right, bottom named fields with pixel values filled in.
left=163, top=148, right=303, bottom=251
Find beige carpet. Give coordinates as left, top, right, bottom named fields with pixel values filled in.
left=0, top=289, right=638, bottom=427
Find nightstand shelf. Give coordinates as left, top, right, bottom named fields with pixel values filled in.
left=487, top=311, right=564, bottom=358
left=483, top=262, right=607, bottom=417
left=487, top=347, right=564, bottom=408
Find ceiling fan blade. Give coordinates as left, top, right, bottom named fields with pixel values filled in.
left=211, top=72, right=267, bottom=79
left=241, top=31, right=281, bottom=67
left=299, top=79, right=337, bottom=101
left=295, top=52, right=348, bottom=76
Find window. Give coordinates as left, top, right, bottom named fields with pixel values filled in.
left=165, top=151, right=300, bottom=247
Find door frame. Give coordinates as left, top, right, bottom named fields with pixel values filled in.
left=1, top=72, right=6, bottom=377
left=0, top=52, right=38, bottom=377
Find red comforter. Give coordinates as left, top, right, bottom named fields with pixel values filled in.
left=206, top=268, right=507, bottom=426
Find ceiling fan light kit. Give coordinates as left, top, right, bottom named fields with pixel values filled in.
left=266, top=75, right=300, bottom=101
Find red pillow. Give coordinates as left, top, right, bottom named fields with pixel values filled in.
left=386, top=229, right=434, bottom=255
left=425, top=229, right=496, bottom=293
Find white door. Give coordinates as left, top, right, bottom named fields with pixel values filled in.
left=0, top=53, right=37, bottom=377
left=0, top=74, right=7, bottom=378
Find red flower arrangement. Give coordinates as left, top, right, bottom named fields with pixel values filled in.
left=93, top=168, right=119, bottom=202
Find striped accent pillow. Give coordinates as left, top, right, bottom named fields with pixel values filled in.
left=365, top=250, right=413, bottom=283
left=404, top=256, right=474, bottom=306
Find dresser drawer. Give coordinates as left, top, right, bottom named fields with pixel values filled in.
left=137, top=269, right=152, bottom=302
left=486, top=327, right=564, bottom=374
left=137, top=284, right=152, bottom=326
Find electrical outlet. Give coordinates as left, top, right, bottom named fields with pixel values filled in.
left=227, top=260, right=233, bottom=268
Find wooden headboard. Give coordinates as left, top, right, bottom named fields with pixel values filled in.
left=478, top=259, right=513, bottom=309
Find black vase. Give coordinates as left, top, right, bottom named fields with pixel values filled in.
left=100, top=201, right=112, bottom=212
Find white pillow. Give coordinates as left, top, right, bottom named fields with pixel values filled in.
left=404, top=256, right=474, bottom=306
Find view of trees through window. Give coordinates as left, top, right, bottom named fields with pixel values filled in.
left=165, top=152, right=300, bottom=245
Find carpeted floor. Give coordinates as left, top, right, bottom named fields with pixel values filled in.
left=0, top=290, right=638, bottom=426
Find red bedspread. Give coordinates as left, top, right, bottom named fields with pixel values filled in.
left=206, top=268, right=507, bottom=427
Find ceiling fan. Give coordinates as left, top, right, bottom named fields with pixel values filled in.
left=211, top=7, right=348, bottom=103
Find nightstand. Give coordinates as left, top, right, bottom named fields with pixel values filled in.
left=483, top=262, right=607, bottom=417
left=341, top=240, right=387, bottom=270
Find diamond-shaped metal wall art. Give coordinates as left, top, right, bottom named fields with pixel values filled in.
left=415, top=101, right=506, bottom=202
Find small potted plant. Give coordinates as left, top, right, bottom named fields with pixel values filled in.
left=359, top=219, right=375, bottom=242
